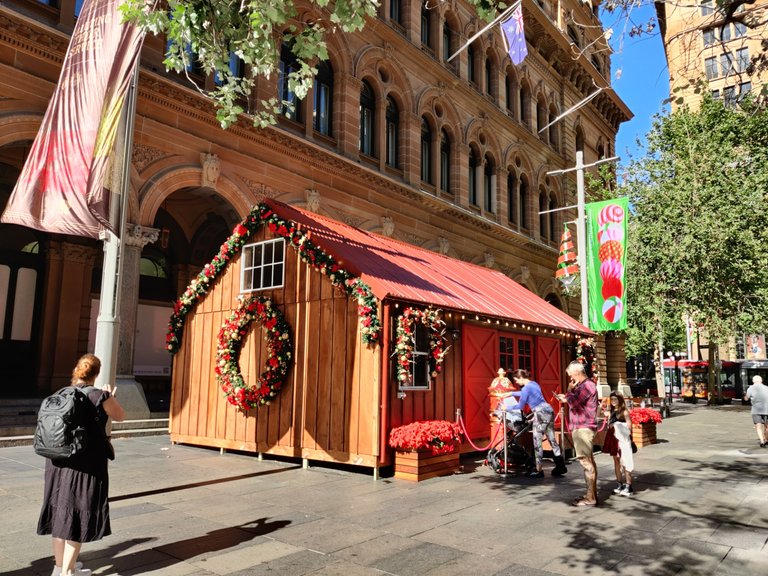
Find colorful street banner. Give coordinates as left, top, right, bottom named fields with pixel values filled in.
left=586, top=197, right=628, bottom=331
left=0, top=0, right=146, bottom=238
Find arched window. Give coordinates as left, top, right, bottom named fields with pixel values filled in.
left=548, top=195, right=557, bottom=241
left=539, top=191, right=548, bottom=239
left=505, top=72, right=517, bottom=118
left=360, top=81, right=375, bottom=156
left=592, top=55, right=603, bottom=75
left=313, top=60, right=333, bottom=136
left=537, top=96, right=547, bottom=140
left=520, top=84, right=531, bottom=128
left=575, top=125, right=584, bottom=156
left=568, top=25, right=581, bottom=47
left=485, top=57, right=492, bottom=97
left=421, top=117, right=433, bottom=184
left=467, top=45, right=476, bottom=85
left=468, top=147, right=478, bottom=205
left=519, top=176, right=529, bottom=229
left=440, top=129, right=451, bottom=193
left=279, top=40, right=303, bottom=122
left=390, top=0, right=403, bottom=28
left=597, top=141, right=605, bottom=159
left=385, top=96, right=399, bottom=168
left=421, top=3, right=433, bottom=49
left=484, top=154, right=495, bottom=213
left=548, top=104, right=558, bottom=150
left=507, top=170, right=518, bottom=224
left=443, top=19, right=456, bottom=73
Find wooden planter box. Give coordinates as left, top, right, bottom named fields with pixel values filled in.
left=632, top=422, right=658, bottom=447
left=394, top=448, right=459, bottom=481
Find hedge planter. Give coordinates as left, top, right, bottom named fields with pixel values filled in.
left=632, top=421, right=658, bottom=447
left=394, top=448, right=459, bottom=481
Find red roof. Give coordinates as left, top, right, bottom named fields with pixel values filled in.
left=269, top=200, right=592, bottom=335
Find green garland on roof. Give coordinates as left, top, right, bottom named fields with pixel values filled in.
left=166, top=203, right=381, bottom=354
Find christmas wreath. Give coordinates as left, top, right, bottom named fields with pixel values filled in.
left=576, top=337, right=597, bottom=379
left=394, top=307, right=449, bottom=385
left=215, top=295, right=293, bottom=410
left=166, top=203, right=381, bottom=354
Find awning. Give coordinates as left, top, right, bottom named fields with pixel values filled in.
left=268, top=200, right=592, bottom=335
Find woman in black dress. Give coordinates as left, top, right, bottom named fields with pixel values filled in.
left=37, top=354, right=125, bottom=576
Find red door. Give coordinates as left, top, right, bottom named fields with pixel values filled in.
left=536, top=336, right=562, bottom=410
left=462, top=325, right=496, bottom=438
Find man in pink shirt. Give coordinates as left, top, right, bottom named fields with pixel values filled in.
left=557, top=361, right=598, bottom=506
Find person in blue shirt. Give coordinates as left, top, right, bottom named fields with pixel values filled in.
left=511, top=369, right=568, bottom=478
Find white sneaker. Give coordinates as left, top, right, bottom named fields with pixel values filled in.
left=612, top=482, right=625, bottom=495
left=51, top=563, right=84, bottom=576
left=618, top=485, right=635, bottom=497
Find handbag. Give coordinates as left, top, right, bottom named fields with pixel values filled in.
left=631, top=440, right=638, bottom=454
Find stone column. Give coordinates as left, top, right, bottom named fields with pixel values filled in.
left=114, top=224, right=159, bottom=419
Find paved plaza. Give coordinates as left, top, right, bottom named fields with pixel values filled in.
left=1, top=403, right=767, bottom=575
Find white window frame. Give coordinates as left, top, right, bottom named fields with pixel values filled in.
left=240, top=238, right=285, bottom=293
left=397, top=324, right=432, bottom=391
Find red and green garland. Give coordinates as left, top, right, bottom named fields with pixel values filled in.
left=166, top=203, right=381, bottom=354
left=216, top=295, right=292, bottom=410
left=394, top=307, right=449, bottom=385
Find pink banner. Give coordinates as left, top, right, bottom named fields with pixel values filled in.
left=0, top=0, right=145, bottom=238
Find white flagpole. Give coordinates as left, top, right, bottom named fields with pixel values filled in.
left=537, top=87, right=604, bottom=134
left=447, top=0, right=521, bottom=63
left=94, top=65, right=139, bottom=392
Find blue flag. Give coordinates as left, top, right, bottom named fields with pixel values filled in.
left=501, top=6, right=528, bottom=66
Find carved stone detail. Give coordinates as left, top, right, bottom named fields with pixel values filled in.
left=306, top=189, right=321, bottom=212
left=239, top=177, right=278, bottom=201
left=331, top=208, right=365, bottom=229
left=438, top=236, right=450, bottom=255
left=381, top=216, right=395, bottom=237
left=200, top=153, right=221, bottom=189
left=483, top=252, right=495, bottom=268
left=520, top=265, right=531, bottom=283
left=61, top=243, right=96, bottom=265
left=124, top=224, right=160, bottom=248
left=132, top=145, right=167, bottom=172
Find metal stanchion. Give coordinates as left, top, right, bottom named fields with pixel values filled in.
left=502, top=410, right=508, bottom=477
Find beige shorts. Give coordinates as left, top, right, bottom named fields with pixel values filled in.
left=572, top=428, right=596, bottom=459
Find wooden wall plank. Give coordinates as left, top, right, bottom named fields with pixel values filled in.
left=302, top=299, right=320, bottom=450
left=314, top=297, right=334, bottom=450
left=329, top=296, right=348, bottom=451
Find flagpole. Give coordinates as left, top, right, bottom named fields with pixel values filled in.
left=575, top=150, right=589, bottom=329
left=446, top=0, right=520, bottom=63
left=94, top=64, right=139, bottom=392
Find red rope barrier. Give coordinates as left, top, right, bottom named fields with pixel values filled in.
left=457, top=415, right=504, bottom=452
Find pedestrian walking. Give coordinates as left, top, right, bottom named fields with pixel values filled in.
left=509, top=369, right=567, bottom=478
left=557, top=361, right=598, bottom=506
left=744, top=375, right=768, bottom=447
left=37, top=354, right=125, bottom=576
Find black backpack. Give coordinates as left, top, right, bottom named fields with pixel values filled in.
left=33, top=386, right=98, bottom=460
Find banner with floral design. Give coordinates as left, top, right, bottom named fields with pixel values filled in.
left=586, top=197, right=628, bottom=331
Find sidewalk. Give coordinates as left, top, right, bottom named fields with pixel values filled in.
left=1, top=403, right=766, bottom=576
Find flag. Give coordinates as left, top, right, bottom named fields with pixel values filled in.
left=586, top=198, right=629, bottom=331
left=501, top=5, right=528, bottom=66
left=0, top=0, right=145, bottom=238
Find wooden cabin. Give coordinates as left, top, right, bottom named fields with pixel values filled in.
left=169, top=200, right=592, bottom=471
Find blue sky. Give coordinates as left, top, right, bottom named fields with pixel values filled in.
left=600, top=4, right=670, bottom=164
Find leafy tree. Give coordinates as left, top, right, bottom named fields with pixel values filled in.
left=621, top=96, right=768, bottom=399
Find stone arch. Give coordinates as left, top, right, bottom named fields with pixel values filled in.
left=354, top=46, right=415, bottom=109
left=463, top=116, right=501, bottom=156
left=0, top=113, right=43, bottom=148
left=414, top=86, right=462, bottom=132
left=138, top=165, right=251, bottom=228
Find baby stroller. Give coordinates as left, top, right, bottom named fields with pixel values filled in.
left=486, top=407, right=535, bottom=474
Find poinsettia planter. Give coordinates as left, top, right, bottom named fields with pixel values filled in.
left=632, top=421, right=658, bottom=447
left=394, top=447, right=459, bottom=481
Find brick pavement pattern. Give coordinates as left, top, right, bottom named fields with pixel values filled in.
left=1, top=403, right=767, bottom=575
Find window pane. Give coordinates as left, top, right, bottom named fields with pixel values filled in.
left=736, top=48, right=749, bottom=72
left=704, top=57, right=718, bottom=80
left=720, top=53, right=734, bottom=76
left=700, top=0, right=713, bottom=16
left=720, top=25, right=731, bottom=42
left=11, top=268, right=36, bottom=341
left=703, top=29, right=715, bottom=47
left=734, top=22, right=746, bottom=38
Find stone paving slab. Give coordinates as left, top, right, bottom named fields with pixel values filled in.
left=0, top=403, right=767, bottom=575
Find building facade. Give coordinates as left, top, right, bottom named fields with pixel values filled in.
left=657, top=0, right=768, bottom=108
left=0, top=0, right=629, bottom=403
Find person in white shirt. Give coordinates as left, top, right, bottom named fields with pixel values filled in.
left=744, top=375, right=768, bottom=448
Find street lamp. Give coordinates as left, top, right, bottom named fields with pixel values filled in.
left=666, top=351, right=678, bottom=417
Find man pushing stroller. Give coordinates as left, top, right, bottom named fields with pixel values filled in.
left=508, top=369, right=568, bottom=478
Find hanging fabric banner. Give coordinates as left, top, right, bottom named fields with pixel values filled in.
left=0, top=0, right=146, bottom=238
left=586, top=197, right=628, bottom=331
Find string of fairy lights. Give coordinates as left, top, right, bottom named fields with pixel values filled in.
left=391, top=302, right=587, bottom=340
